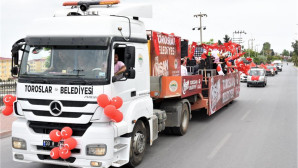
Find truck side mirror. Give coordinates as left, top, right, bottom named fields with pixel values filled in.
left=124, top=69, right=135, bottom=79
left=11, top=66, right=19, bottom=76
left=124, top=46, right=135, bottom=69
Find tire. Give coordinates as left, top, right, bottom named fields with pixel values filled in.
left=127, top=120, right=147, bottom=168
left=171, top=103, right=190, bottom=136
left=247, top=84, right=250, bottom=87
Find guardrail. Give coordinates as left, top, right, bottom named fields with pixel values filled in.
left=0, top=81, right=17, bottom=107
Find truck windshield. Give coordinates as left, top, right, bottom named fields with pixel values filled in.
left=20, top=46, right=109, bottom=81
left=250, top=70, right=264, bottom=76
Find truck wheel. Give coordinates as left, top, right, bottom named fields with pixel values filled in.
left=171, top=103, right=190, bottom=136
left=127, top=120, right=147, bottom=168
left=247, top=84, right=250, bottom=87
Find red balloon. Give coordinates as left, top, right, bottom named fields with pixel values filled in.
left=50, top=147, right=60, bottom=159
left=2, top=106, right=13, bottom=116
left=97, top=94, right=110, bottom=108
left=61, top=127, right=72, bottom=139
left=3, top=95, right=16, bottom=106
left=110, top=96, right=123, bottom=109
left=226, top=62, right=232, bottom=67
left=64, top=137, right=77, bottom=150
left=112, top=110, right=123, bottom=123
left=216, top=65, right=221, bottom=72
left=104, top=105, right=116, bottom=118
left=59, top=147, right=71, bottom=160
left=49, top=129, right=62, bottom=142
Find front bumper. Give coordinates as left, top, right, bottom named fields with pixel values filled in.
left=247, top=81, right=265, bottom=86
left=240, top=77, right=247, bottom=82
left=12, top=118, right=115, bottom=168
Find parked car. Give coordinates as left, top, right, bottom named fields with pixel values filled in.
left=240, top=73, right=247, bottom=82
left=247, top=68, right=267, bottom=87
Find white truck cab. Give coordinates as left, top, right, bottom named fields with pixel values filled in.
left=11, top=2, right=156, bottom=168
left=272, top=60, right=282, bottom=71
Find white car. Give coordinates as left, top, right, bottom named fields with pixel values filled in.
left=247, top=68, right=267, bottom=87
left=240, top=73, right=247, bottom=82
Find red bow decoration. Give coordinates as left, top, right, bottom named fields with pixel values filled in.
left=49, top=127, right=77, bottom=160
left=97, top=94, right=124, bottom=123
left=251, top=76, right=260, bottom=81
left=2, top=95, right=16, bottom=116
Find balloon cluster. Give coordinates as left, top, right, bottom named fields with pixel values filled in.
left=195, top=41, right=252, bottom=75
left=235, top=60, right=251, bottom=75
left=97, top=94, right=123, bottom=123
left=2, top=95, right=16, bottom=116
left=49, top=127, right=77, bottom=160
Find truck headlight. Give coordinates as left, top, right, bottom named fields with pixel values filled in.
left=86, top=144, right=107, bottom=156
left=12, top=137, right=27, bottom=150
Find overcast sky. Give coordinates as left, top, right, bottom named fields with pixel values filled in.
left=1, top=0, right=297, bottom=58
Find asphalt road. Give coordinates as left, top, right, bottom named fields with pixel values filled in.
left=1, top=64, right=297, bottom=168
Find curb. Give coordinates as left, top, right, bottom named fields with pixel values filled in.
left=0, top=130, right=11, bottom=139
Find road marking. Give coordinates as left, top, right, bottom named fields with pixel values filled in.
left=241, top=110, right=251, bottom=121
left=207, top=133, right=232, bottom=159
left=256, top=98, right=261, bottom=104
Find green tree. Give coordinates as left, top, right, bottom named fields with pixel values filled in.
left=223, top=35, right=230, bottom=43
left=218, top=40, right=223, bottom=45
left=260, top=42, right=271, bottom=56
left=45, top=56, right=51, bottom=68
left=203, top=39, right=214, bottom=45
left=291, top=40, right=298, bottom=66
left=282, top=49, right=290, bottom=56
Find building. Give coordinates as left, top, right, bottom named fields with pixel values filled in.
left=28, top=57, right=47, bottom=72
left=0, top=57, right=12, bottom=81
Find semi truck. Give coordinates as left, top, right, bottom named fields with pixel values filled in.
left=9, top=1, right=240, bottom=168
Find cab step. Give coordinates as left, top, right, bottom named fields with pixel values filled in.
left=114, top=143, right=128, bottom=153
left=112, top=160, right=128, bottom=167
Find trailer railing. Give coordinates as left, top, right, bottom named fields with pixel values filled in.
left=0, top=80, right=17, bottom=107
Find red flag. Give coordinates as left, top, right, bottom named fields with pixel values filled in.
left=188, top=42, right=197, bottom=60
left=152, top=31, right=160, bottom=56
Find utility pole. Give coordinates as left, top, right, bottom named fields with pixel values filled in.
left=194, top=12, right=207, bottom=44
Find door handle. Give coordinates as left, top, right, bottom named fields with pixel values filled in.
left=131, top=91, right=136, bottom=97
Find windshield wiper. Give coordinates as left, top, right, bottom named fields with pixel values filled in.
left=69, top=80, right=88, bottom=85
left=53, top=74, right=85, bottom=76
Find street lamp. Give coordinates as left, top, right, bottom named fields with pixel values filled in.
left=247, top=38, right=255, bottom=57
left=232, top=30, right=246, bottom=44
left=194, top=12, right=207, bottom=44
left=192, top=26, right=206, bottom=30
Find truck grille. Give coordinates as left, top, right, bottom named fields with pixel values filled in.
left=29, top=121, right=91, bottom=136
left=23, top=109, right=91, bottom=118
left=37, top=154, right=76, bottom=163
left=18, top=98, right=97, bottom=107
left=36, top=146, right=81, bottom=154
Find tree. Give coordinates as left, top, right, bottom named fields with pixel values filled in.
left=291, top=40, right=298, bottom=66
left=223, top=35, right=230, bottom=43
left=260, top=42, right=271, bottom=56
left=218, top=40, right=223, bottom=45
left=203, top=39, right=214, bottom=45
left=282, top=49, right=290, bottom=56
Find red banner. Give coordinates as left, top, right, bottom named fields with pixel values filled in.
left=150, top=31, right=181, bottom=76
left=181, top=75, right=203, bottom=98
left=209, top=72, right=240, bottom=115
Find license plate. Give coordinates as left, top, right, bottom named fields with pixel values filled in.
left=43, top=140, right=63, bottom=148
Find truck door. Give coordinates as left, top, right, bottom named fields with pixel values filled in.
left=111, top=43, right=137, bottom=102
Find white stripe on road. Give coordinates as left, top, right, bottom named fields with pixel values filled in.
left=256, top=98, right=261, bottom=104
left=241, top=110, right=251, bottom=121
left=207, top=133, right=232, bottom=159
